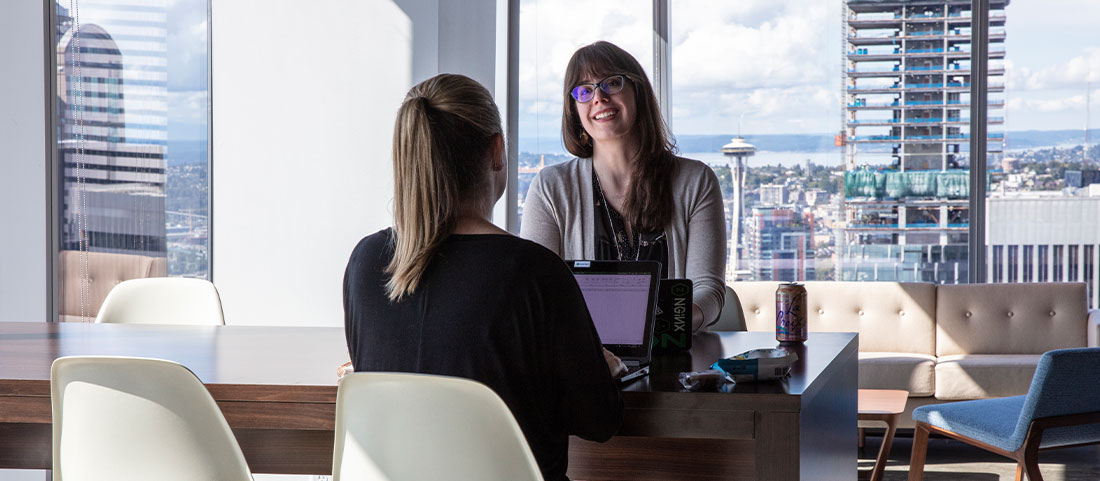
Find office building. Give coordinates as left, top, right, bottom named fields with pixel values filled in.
left=1065, top=169, right=1100, bottom=189
left=840, top=0, right=1007, bottom=283
left=745, top=207, right=816, bottom=282
left=56, top=2, right=168, bottom=258
left=987, top=194, right=1100, bottom=308
left=759, top=183, right=787, bottom=206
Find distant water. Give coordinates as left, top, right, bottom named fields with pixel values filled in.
left=685, top=150, right=845, bottom=168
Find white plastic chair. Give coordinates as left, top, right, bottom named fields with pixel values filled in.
left=332, top=372, right=543, bottom=481
left=51, top=356, right=253, bottom=481
left=95, top=277, right=225, bottom=325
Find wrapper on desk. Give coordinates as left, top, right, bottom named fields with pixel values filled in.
left=710, top=348, right=798, bottom=382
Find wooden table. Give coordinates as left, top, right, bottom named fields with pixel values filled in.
left=0, top=322, right=857, bottom=480
left=857, top=389, right=909, bottom=481
left=0, top=321, right=350, bottom=475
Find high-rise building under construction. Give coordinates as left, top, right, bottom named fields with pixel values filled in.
left=840, top=0, right=1006, bottom=282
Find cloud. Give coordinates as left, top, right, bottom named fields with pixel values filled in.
left=518, top=0, right=1100, bottom=137
left=518, top=0, right=842, bottom=137
left=1006, top=95, right=1087, bottom=114
left=671, top=1, right=834, bottom=90
left=166, top=0, right=208, bottom=91
left=1008, top=47, right=1100, bottom=91
left=167, top=90, right=207, bottom=125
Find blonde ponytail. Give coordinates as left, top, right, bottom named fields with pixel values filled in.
left=386, top=75, right=503, bottom=301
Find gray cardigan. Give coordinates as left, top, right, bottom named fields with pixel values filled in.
left=520, top=156, right=726, bottom=328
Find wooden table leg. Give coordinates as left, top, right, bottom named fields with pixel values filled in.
left=870, top=414, right=898, bottom=481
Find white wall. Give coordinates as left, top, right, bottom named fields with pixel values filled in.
left=0, top=1, right=48, bottom=325
left=212, top=0, right=500, bottom=326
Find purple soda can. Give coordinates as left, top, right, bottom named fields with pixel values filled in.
left=775, top=282, right=807, bottom=343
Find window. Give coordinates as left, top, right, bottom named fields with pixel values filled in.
left=670, top=1, right=840, bottom=282
left=1069, top=245, right=1079, bottom=282
left=508, top=0, right=1098, bottom=294
left=1022, top=244, right=1033, bottom=282
left=1038, top=245, right=1049, bottom=282
left=55, top=0, right=209, bottom=321
left=1086, top=245, right=1096, bottom=307
left=516, top=0, right=652, bottom=226
left=1007, top=244, right=1017, bottom=283
left=985, top=0, right=1100, bottom=297
left=1053, top=245, right=1064, bottom=281
left=992, top=245, right=1003, bottom=282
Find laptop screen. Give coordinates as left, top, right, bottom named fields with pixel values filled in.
left=567, top=260, right=660, bottom=359
left=574, top=273, right=652, bottom=345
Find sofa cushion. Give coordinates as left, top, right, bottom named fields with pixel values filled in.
left=859, top=352, right=936, bottom=397
left=936, top=283, right=1087, bottom=357
left=732, top=281, right=937, bottom=356
left=58, top=250, right=167, bottom=319
left=934, top=354, right=1041, bottom=400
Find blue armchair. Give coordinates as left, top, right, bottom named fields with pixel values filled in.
left=908, top=347, right=1100, bottom=481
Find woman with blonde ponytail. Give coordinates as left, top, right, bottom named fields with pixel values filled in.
left=343, top=74, right=623, bottom=481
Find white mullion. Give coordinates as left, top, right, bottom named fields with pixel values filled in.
left=652, top=0, right=671, bottom=130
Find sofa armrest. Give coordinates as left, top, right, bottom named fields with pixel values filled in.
left=1089, top=309, right=1100, bottom=348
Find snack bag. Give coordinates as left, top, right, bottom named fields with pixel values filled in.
left=710, top=348, right=798, bottom=382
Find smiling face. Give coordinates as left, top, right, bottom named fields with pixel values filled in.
left=574, top=74, right=637, bottom=146
left=562, top=41, right=669, bottom=160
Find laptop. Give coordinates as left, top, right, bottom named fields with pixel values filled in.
left=568, top=260, right=661, bottom=383
left=652, top=278, right=693, bottom=353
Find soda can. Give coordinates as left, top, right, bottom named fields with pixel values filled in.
left=775, top=282, right=807, bottom=343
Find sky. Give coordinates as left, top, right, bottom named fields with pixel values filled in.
left=518, top=0, right=1100, bottom=142
left=164, top=0, right=208, bottom=142
left=71, top=0, right=1100, bottom=144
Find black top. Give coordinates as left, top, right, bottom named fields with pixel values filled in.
left=593, top=171, right=669, bottom=277
left=343, top=229, right=624, bottom=481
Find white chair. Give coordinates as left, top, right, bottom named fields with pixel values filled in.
left=332, top=372, right=543, bottom=481
left=95, top=277, right=225, bottom=325
left=51, top=356, right=253, bottom=481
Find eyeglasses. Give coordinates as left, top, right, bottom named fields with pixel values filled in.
left=570, top=75, right=627, bottom=103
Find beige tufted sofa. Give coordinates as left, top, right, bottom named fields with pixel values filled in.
left=58, top=250, right=167, bottom=322
left=714, top=281, right=1100, bottom=428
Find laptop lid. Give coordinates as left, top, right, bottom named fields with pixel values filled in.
left=567, top=260, right=660, bottom=362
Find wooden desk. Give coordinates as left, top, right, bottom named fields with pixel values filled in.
left=570, top=330, right=859, bottom=481
left=0, top=322, right=857, bottom=480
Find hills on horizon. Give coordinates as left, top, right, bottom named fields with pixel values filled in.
left=519, top=128, right=1100, bottom=156
left=164, top=128, right=1100, bottom=166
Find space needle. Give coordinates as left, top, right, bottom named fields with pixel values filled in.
left=721, top=136, right=756, bottom=274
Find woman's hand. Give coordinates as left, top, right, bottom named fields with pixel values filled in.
left=603, top=347, right=628, bottom=378
left=337, top=361, right=353, bottom=380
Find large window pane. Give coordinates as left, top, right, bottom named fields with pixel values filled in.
left=516, top=0, right=652, bottom=224
left=671, top=1, right=842, bottom=282
left=833, top=0, right=994, bottom=284
left=55, top=0, right=209, bottom=321
left=986, top=0, right=1100, bottom=308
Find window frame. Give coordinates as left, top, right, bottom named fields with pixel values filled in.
left=46, top=0, right=215, bottom=322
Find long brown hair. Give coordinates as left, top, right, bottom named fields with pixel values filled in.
left=561, top=41, right=676, bottom=233
left=386, top=74, right=503, bottom=301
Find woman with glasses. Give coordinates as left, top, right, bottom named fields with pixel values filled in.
left=521, top=41, right=726, bottom=333
left=344, top=74, right=623, bottom=481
